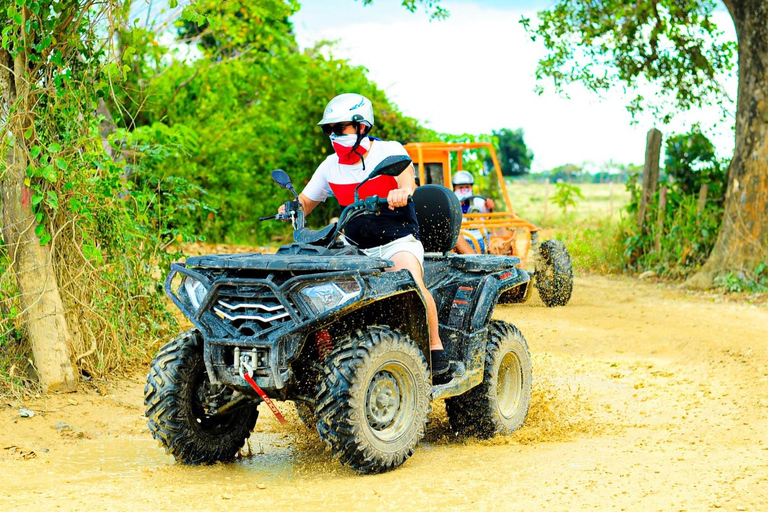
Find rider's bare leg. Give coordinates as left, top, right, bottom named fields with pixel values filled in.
left=388, top=251, right=443, bottom=351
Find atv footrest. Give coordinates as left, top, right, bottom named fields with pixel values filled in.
left=446, top=254, right=520, bottom=272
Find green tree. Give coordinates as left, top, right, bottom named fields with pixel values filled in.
left=664, top=127, right=726, bottom=201
left=547, top=163, right=582, bottom=183
left=525, top=0, right=767, bottom=287
left=107, top=1, right=437, bottom=243
left=176, top=0, right=298, bottom=59
left=493, top=128, right=533, bottom=177
left=358, top=0, right=448, bottom=19
left=0, top=0, right=199, bottom=392
left=1, top=0, right=105, bottom=391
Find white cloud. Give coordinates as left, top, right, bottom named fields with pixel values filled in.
left=293, top=1, right=737, bottom=172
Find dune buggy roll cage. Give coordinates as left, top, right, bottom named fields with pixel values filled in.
left=404, top=142, right=539, bottom=266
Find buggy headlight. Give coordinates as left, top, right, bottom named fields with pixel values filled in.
left=182, top=276, right=208, bottom=311
left=300, top=280, right=361, bottom=314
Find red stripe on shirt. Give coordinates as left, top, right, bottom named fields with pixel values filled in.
left=329, top=175, right=398, bottom=206
left=332, top=142, right=368, bottom=165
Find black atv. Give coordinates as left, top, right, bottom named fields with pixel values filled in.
left=145, top=155, right=534, bottom=474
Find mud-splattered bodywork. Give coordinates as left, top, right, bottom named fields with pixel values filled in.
left=165, top=246, right=529, bottom=402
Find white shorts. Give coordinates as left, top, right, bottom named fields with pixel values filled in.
left=361, top=234, right=425, bottom=269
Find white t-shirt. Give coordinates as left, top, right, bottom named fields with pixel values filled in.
left=304, top=140, right=408, bottom=206
left=302, top=139, right=420, bottom=249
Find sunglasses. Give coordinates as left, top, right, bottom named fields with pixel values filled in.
left=321, top=123, right=354, bottom=136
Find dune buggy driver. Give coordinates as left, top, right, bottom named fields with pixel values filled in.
left=278, top=93, right=453, bottom=377
left=452, top=170, right=495, bottom=255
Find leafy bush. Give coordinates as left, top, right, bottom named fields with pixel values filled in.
left=714, top=264, right=768, bottom=293
left=664, top=125, right=726, bottom=201
left=551, top=183, right=584, bottom=215
left=619, top=128, right=726, bottom=278
left=620, top=194, right=722, bottom=277
left=540, top=215, right=624, bottom=274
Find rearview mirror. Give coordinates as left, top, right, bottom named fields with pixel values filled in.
left=368, top=155, right=412, bottom=180
left=354, top=155, right=413, bottom=203
left=271, top=169, right=293, bottom=190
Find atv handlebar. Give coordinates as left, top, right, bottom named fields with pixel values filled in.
left=262, top=200, right=306, bottom=231
left=316, top=194, right=413, bottom=248
left=266, top=193, right=412, bottom=248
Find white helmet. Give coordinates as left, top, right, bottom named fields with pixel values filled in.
left=452, top=171, right=474, bottom=186
left=317, top=93, right=374, bottom=132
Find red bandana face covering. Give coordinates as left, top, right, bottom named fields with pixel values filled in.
left=330, top=134, right=371, bottom=165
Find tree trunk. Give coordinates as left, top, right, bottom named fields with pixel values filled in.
left=0, top=49, right=77, bottom=392
left=688, top=0, right=768, bottom=288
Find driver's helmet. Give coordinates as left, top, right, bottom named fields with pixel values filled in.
left=317, top=93, right=374, bottom=134
left=452, top=170, right=474, bottom=186
left=452, top=171, right=475, bottom=202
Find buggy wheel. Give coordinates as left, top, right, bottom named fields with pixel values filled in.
left=535, top=239, right=573, bottom=307
left=144, top=330, right=258, bottom=464
left=445, top=321, right=531, bottom=439
left=316, top=326, right=430, bottom=474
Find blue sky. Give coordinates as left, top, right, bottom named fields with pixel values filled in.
left=292, top=0, right=737, bottom=172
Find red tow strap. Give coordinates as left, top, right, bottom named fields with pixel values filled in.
left=243, top=372, right=287, bottom=425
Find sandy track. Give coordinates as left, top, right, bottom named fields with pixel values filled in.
left=2, top=275, right=767, bottom=511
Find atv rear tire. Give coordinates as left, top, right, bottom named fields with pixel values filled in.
left=535, top=239, right=573, bottom=307
left=294, top=401, right=317, bottom=430
left=144, top=330, right=258, bottom=464
left=445, top=321, right=531, bottom=439
left=316, top=326, right=431, bottom=474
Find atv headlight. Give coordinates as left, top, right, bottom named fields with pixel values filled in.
left=182, top=275, right=208, bottom=311
left=300, top=280, right=361, bottom=315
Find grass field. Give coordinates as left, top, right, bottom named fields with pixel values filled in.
left=503, top=181, right=632, bottom=227
left=493, top=181, right=632, bottom=273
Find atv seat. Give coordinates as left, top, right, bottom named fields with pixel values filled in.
left=413, top=185, right=462, bottom=253
left=414, top=185, right=522, bottom=274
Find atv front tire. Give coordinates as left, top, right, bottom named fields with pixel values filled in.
left=535, top=239, right=573, bottom=307
left=316, top=326, right=431, bottom=474
left=144, top=330, right=258, bottom=464
left=445, top=321, right=531, bottom=439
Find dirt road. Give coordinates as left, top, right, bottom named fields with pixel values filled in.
left=2, top=275, right=767, bottom=511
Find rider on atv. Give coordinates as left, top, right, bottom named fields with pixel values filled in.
left=277, top=93, right=453, bottom=378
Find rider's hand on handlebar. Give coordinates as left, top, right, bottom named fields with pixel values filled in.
left=486, top=198, right=495, bottom=211
left=277, top=203, right=290, bottom=221
left=386, top=188, right=411, bottom=210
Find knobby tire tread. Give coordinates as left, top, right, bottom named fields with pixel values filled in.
left=445, top=321, right=532, bottom=439
left=315, top=325, right=430, bottom=474
left=144, top=330, right=258, bottom=464
left=535, top=239, right=573, bottom=307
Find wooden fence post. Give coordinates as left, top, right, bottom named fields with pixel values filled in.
left=655, top=185, right=667, bottom=252
left=638, top=128, right=662, bottom=229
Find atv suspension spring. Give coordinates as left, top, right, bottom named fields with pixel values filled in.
left=315, top=330, right=333, bottom=361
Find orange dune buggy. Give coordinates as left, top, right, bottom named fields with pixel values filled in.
left=404, top=142, right=573, bottom=306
